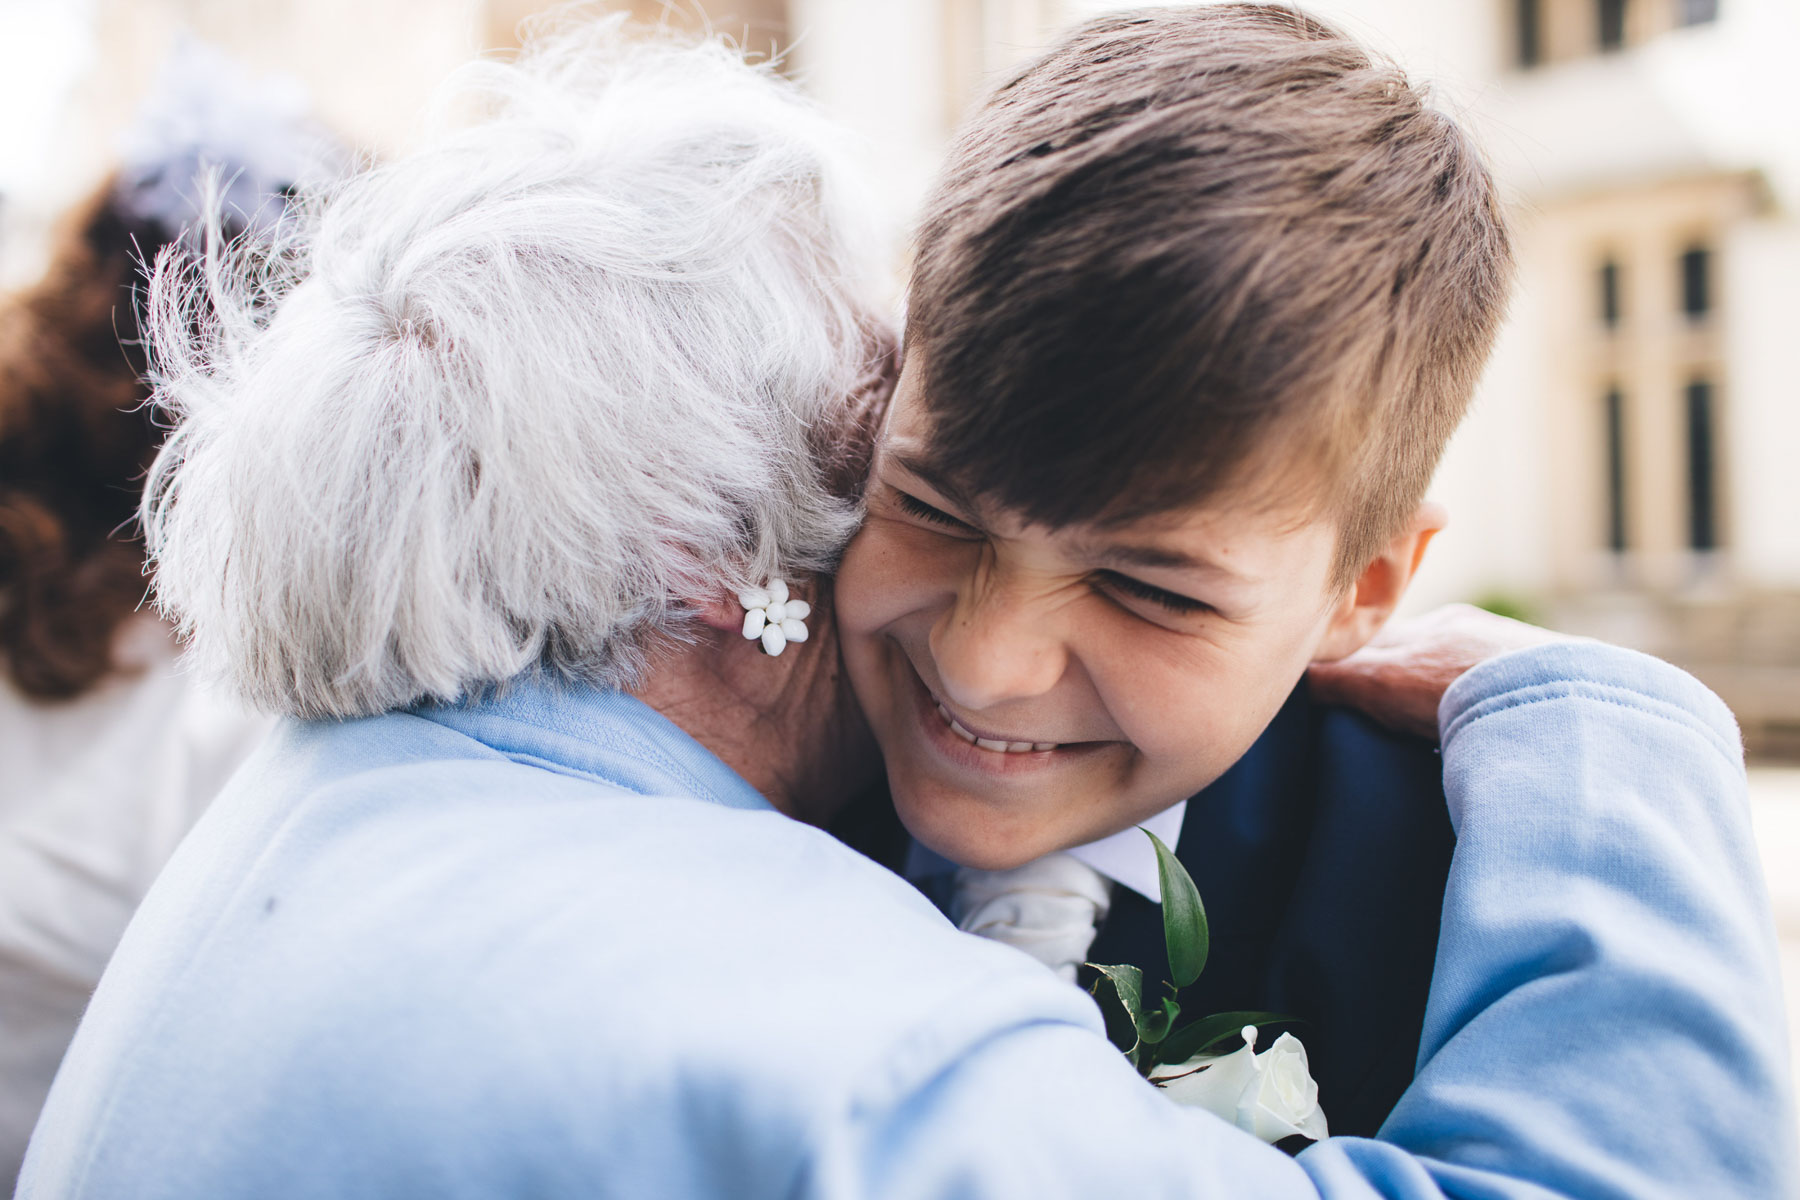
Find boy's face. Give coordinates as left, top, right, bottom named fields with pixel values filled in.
left=835, top=360, right=1371, bottom=871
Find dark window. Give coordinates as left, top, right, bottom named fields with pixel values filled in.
left=1598, top=0, right=1628, bottom=49
left=1605, top=387, right=1628, bottom=552
left=1686, top=378, right=1718, bottom=551
left=1517, top=0, right=1543, bottom=67
left=1678, top=0, right=1719, bottom=26
left=1599, top=259, right=1621, bottom=328
left=1681, top=245, right=1711, bottom=319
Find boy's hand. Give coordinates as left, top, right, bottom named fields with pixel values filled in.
left=1307, top=603, right=1573, bottom=740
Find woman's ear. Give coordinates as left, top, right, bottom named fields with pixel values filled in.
left=1311, top=502, right=1448, bottom=663
left=691, top=590, right=747, bottom=636
left=691, top=577, right=826, bottom=642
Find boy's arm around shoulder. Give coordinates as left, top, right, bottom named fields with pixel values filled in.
left=1343, top=639, right=1795, bottom=1198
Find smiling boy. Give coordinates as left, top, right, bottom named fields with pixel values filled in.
left=841, top=0, right=1503, bottom=870
left=838, top=2, right=1548, bottom=1136
left=842, top=377, right=1437, bottom=869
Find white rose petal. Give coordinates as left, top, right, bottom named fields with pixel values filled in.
left=1151, top=1026, right=1328, bottom=1145
left=1247, top=1033, right=1327, bottom=1143
left=1154, top=1034, right=1260, bottom=1116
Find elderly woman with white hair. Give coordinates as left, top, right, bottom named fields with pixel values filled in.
left=21, top=26, right=1174, bottom=1198
left=20, top=19, right=1792, bottom=1200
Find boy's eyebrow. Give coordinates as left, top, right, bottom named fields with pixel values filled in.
left=1090, top=541, right=1253, bottom=583
left=888, top=452, right=981, bottom=515
left=1093, top=543, right=1203, bottom=571
left=892, top=447, right=1256, bottom=585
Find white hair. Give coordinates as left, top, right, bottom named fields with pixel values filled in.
left=140, top=17, right=890, bottom=719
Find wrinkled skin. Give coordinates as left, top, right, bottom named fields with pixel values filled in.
left=1306, top=602, right=1573, bottom=740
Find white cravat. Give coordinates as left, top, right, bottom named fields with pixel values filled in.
left=952, top=852, right=1114, bottom=982
left=947, top=801, right=1188, bottom=982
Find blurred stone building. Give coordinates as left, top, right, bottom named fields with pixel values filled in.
left=4, top=0, right=1794, bottom=753
left=1457, top=0, right=1800, bottom=760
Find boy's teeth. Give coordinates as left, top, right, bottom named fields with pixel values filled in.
left=934, top=701, right=1057, bottom=753
left=946, top=713, right=977, bottom=743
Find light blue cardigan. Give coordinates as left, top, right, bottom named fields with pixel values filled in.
left=19, top=644, right=1794, bottom=1198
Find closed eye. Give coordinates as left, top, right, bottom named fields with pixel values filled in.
left=1096, top=570, right=1213, bottom=616
left=892, top=488, right=979, bottom=535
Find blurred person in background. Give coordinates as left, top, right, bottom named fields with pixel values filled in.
left=0, top=39, right=344, bottom=1187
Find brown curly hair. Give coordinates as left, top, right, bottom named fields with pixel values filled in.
left=0, top=181, right=167, bottom=699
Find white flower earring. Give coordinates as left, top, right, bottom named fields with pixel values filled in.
left=739, top=579, right=810, bottom=657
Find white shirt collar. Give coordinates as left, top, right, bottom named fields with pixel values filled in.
left=1065, top=800, right=1187, bottom=903
left=902, top=799, right=1187, bottom=904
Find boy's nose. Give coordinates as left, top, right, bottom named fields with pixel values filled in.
left=927, top=568, right=1070, bottom=712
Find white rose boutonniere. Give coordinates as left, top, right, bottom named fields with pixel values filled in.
left=1151, top=1024, right=1328, bottom=1144
left=1087, top=831, right=1328, bottom=1152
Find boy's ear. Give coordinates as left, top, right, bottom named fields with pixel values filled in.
left=1311, top=502, right=1448, bottom=663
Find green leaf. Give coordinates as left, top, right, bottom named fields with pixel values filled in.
left=1139, top=996, right=1180, bottom=1045
left=1090, top=962, right=1144, bottom=1019
left=1146, top=829, right=1208, bottom=988
left=1088, top=963, right=1144, bottom=1055
left=1154, top=1011, right=1302, bottom=1068
left=1088, top=980, right=1136, bottom=1055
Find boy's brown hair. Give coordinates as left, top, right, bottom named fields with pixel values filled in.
left=906, top=3, right=1514, bottom=587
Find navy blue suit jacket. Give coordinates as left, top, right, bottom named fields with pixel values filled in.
left=1082, top=680, right=1453, bottom=1138
left=837, top=680, right=1454, bottom=1140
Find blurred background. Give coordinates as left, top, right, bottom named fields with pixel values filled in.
left=1, top=0, right=1796, bottom=1101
